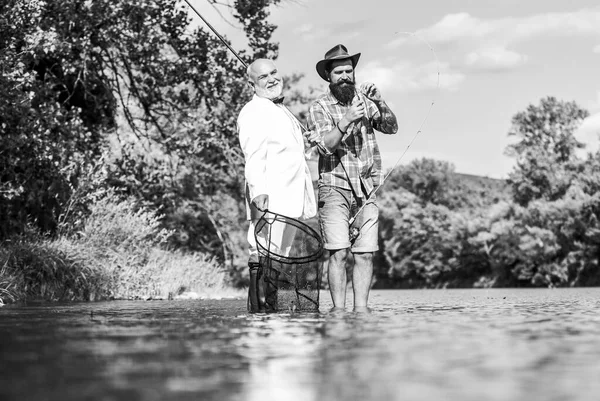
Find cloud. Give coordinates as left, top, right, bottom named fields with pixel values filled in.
left=293, top=20, right=364, bottom=42
left=395, top=9, right=600, bottom=47
left=574, top=91, right=600, bottom=154
left=465, top=47, right=528, bottom=71
left=358, top=59, right=464, bottom=93
left=594, top=44, right=600, bottom=53
left=575, top=112, right=600, bottom=154
left=293, top=23, right=324, bottom=41
left=387, top=9, right=600, bottom=73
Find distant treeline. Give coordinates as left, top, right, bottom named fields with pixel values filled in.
left=375, top=97, right=599, bottom=288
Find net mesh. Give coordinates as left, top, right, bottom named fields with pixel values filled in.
left=253, top=211, right=323, bottom=313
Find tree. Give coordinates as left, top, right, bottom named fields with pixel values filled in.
left=505, top=96, right=589, bottom=206
left=1, top=0, right=282, bottom=271
left=385, top=158, right=456, bottom=206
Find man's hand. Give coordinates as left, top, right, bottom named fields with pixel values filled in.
left=341, top=96, right=365, bottom=128
left=252, top=194, right=269, bottom=211
left=304, top=129, right=321, bottom=145
left=360, top=82, right=382, bottom=102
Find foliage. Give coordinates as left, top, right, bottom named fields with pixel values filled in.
left=1, top=0, right=283, bottom=283
left=383, top=158, right=510, bottom=210
left=505, top=96, right=589, bottom=206
left=378, top=189, right=490, bottom=288
left=0, top=229, right=111, bottom=303
left=379, top=187, right=600, bottom=289
left=0, top=191, right=239, bottom=304
left=385, top=158, right=456, bottom=206
left=1, top=0, right=108, bottom=236
left=377, top=97, right=600, bottom=289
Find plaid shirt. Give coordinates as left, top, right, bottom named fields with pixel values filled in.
left=307, top=90, right=383, bottom=199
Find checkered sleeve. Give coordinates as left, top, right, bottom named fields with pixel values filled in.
left=307, top=101, right=334, bottom=155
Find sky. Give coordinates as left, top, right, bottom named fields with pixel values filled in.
left=189, top=0, right=600, bottom=179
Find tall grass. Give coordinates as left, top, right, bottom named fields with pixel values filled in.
left=0, top=192, right=243, bottom=304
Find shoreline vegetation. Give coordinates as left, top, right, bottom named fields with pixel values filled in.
left=0, top=192, right=244, bottom=305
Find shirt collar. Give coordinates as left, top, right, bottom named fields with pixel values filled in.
left=252, top=94, right=285, bottom=105
left=324, top=89, right=347, bottom=106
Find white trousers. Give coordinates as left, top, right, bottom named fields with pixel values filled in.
left=248, top=217, right=298, bottom=263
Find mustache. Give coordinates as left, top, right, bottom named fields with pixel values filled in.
left=332, top=79, right=354, bottom=87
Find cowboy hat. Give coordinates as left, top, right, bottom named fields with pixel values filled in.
left=315, top=44, right=361, bottom=81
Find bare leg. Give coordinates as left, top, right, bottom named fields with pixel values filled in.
left=352, top=252, right=373, bottom=309
left=328, top=249, right=347, bottom=308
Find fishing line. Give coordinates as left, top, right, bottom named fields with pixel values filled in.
left=184, top=1, right=441, bottom=236
left=349, top=31, right=441, bottom=229
left=184, top=0, right=311, bottom=133
left=182, top=0, right=248, bottom=68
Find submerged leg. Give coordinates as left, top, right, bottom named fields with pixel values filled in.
left=352, top=252, right=373, bottom=309
left=328, top=248, right=347, bottom=308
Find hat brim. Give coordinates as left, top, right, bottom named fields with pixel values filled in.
left=316, top=53, right=361, bottom=81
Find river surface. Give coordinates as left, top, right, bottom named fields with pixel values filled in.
left=1, top=288, right=599, bottom=401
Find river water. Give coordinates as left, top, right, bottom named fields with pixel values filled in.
left=1, top=288, right=599, bottom=401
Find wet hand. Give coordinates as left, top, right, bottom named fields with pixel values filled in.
left=360, top=82, right=382, bottom=102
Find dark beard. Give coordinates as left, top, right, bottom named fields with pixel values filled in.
left=330, top=81, right=355, bottom=105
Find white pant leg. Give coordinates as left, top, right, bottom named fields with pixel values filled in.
left=268, top=218, right=298, bottom=257
left=252, top=216, right=298, bottom=258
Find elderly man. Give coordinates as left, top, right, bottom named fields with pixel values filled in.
left=307, top=44, right=398, bottom=311
left=237, top=58, right=316, bottom=312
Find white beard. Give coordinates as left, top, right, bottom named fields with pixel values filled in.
left=255, top=82, right=283, bottom=100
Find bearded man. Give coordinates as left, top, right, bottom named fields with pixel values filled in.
left=237, top=58, right=316, bottom=312
left=307, top=44, right=398, bottom=311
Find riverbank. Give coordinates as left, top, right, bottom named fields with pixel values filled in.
left=0, top=236, right=244, bottom=305
left=0, top=193, right=245, bottom=305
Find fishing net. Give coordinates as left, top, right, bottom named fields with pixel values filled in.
left=250, top=211, right=323, bottom=313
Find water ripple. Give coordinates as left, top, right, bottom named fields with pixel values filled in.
left=1, top=288, right=599, bottom=401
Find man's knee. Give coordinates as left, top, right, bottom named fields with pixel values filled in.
left=329, top=248, right=348, bottom=263
left=353, top=252, right=373, bottom=265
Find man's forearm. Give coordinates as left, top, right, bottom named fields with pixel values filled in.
left=374, top=100, right=398, bottom=134
left=322, top=117, right=349, bottom=151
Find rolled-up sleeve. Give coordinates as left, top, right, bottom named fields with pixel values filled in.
left=307, top=102, right=334, bottom=155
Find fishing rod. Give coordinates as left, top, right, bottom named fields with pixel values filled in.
left=182, top=0, right=247, bottom=68
left=185, top=1, right=439, bottom=232
left=349, top=32, right=440, bottom=229
left=183, top=0, right=310, bottom=131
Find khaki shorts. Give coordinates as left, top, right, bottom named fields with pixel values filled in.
left=317, top=186, right=379, bottom=253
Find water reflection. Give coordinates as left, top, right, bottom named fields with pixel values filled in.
left=238, top=315, right=323, bottom=401
left=1, top=289, right=600, bottom=401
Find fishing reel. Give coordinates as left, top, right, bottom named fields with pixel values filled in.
left=349, top=226, right=360, bottom=243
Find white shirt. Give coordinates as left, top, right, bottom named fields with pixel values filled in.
left=238, top=95, right=316, bottom=220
